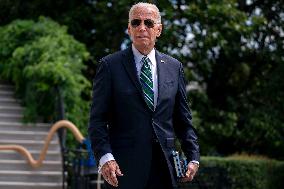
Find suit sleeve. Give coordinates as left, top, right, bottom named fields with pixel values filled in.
left=88, top=59, right=112, bottom=161
left=173, top=63, right=200, bottom=162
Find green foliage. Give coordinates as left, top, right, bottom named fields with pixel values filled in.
left=0, top=0, right=283, bottom=159
left=195, top=156, right=284, bottom=189
left=0, top=17, right=91, bottom=135
left=157, top=0, right=284, bottom=159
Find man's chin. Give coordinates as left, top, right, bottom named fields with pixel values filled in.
left=135, top=42, right=151, bottom=48
left=133, top=43, right=155, bottom=55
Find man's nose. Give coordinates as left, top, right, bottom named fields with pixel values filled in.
left=138, top=21, right=147, bottom=31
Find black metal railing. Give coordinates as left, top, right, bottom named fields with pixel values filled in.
left=55, top=86, right=66, bottom=148
left=54, top=86, right=101, bottom=189
left=64, top=143, right=100, bottom=189
left=54, top=85, right=68, bottom=189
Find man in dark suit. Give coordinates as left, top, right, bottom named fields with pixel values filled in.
left=88, top=2, right=199, bottom=189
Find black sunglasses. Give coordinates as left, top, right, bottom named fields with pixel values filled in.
left=130, top=19, right=157, bottom=28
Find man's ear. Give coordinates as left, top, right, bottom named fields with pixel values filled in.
left=127, top=24, right=131, bottom=35
left=156, top=24, right=162, bottom=37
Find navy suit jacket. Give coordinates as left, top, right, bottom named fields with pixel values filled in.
left=88, top=47, right=199, bottom=189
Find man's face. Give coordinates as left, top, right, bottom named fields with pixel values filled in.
left=128, top=7, right=162, bottom=53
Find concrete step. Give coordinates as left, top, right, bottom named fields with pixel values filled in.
left=0, top=170, right=62, bottom=183
left=0, top=130, right=58, bottom=141
left=0, top=113, right=23, bottom=122
left=0, top=79, right=10, bottom=82
left=0, top=150, right=61, bottom=161
left=0, top=96, right=18, bottom=101
left=0, top=181, right=62, bottom=189
left=0, top=80, right=11, bottom=83
left=0, top=160, right=62, bottom=171
left=0, top=121, right=51, bottom=132
left=0, top=90, right=14, bottom=98
left=0, top=82, right=64, bottom=188
left=0, top=97, right=21, bottom=106
left=0, top=105, right=23, bottom=114
left=0, top=139, right=60, bottom=151
left=0, top=84, right=14, bottom=91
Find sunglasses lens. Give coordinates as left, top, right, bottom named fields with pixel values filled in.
left=131, top=19, right=141, bottom=27
left=144, top=19, right=155, bottom=28
left=130, top=19, right=156, bottom=28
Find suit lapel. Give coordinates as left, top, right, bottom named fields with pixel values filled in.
left=122, top=47, right=144, bottom=98
left=155, top=50, right=167, bottom=110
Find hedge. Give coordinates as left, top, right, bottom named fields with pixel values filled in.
left=181, top=156, right=284, bottom=189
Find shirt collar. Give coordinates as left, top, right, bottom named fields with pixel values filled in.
left=132, top=44, right=156, bottom=65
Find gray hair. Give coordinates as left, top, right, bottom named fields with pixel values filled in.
left=128, top=2, right=161, bottom=23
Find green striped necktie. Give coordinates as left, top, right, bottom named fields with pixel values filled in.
left=140, top=56, right=155, bottom=111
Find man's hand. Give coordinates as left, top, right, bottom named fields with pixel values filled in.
left=180, top=162, right=199, bottom=182
left=101, top=160, right=123, bottom=187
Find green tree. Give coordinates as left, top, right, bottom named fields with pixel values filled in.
left=157, top=0, right=284, bottom=158
left=0, top=0, right=133, bottom=79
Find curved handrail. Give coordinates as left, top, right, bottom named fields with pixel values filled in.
left=0, top=120, right=84, bottom=168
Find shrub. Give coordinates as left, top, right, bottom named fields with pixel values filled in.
left=186, top=156, right=284, bottom=189
left=0, top=17, right=91, bottom=135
